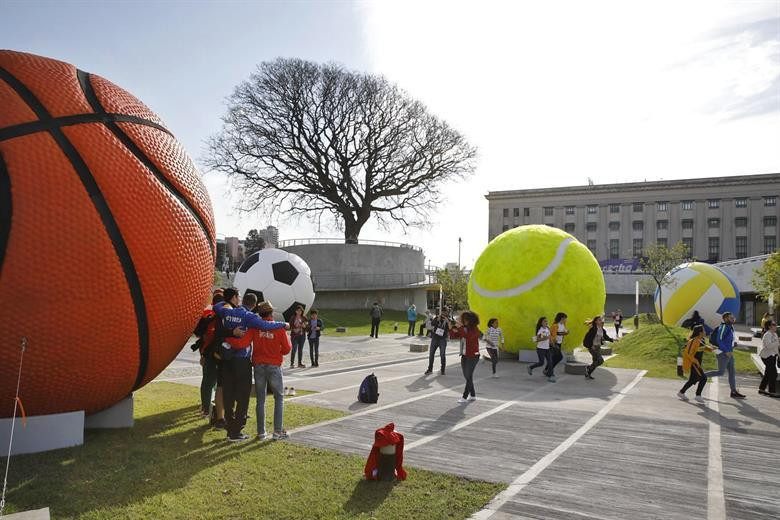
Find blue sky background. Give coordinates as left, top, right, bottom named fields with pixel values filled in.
left=2, top=1, right=779, bottom=267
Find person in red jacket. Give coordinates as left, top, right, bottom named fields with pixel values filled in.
left=251, top=301, right=292, bottom=440
left=450, top=310, right=482, bottom=403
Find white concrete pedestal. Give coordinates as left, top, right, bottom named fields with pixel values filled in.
left=85, top=396, right=134, bottom=429
left=2, top=507, right=51, bottom=519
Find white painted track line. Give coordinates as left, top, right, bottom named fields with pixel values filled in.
left=707, top=380, right=726, bottom=520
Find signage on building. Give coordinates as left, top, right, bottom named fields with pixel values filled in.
left=599, top=258, right=641, bottom=273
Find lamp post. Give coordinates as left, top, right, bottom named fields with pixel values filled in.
left=457, top=237, right=462, bottom=272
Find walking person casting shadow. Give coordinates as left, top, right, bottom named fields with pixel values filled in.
left=450, top=310, right=481, bottom=404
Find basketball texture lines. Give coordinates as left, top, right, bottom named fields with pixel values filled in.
left=0, top=50, right=215, bottom=417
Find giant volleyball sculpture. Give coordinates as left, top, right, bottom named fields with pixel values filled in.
left=468, top=225, right=605, bottom=353
left=234, top=248, right=316, bottom=322
left=655, top=262, right=740, bottom=330
left=0, top=51, right=215, bottom=418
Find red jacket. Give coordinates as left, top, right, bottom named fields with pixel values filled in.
left=364, top=423, right=407, bottom=480
left=450, top=325, right=481, bottom=357
left=198, top=308, right=217, bottom=354
left=250, top=317, right=292, bottom=366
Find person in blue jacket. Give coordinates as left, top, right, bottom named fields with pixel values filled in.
left=213, top=288, right=289, bottom=441
left=407, top=304, right=418, bottom=336
left=703, top=312, right=745, bottom=400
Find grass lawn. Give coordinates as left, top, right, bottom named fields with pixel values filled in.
left=2, top=383, right=503, bottom=519
left=604, top=323, right=758, bottom=379
left=316, top=309, right=423, bottom=337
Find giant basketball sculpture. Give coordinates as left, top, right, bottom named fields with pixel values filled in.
left=0, top=51, right=215, bottom=418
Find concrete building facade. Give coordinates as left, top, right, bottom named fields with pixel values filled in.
left=486, top=173, right=780, bottom=264
left=258, top=226, right=279, bottom=249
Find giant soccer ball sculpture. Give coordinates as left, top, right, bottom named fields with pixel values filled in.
left=0, top=51, right=215, bottom=418
left=655, top=262, right=740, bottom=330
left=468, top=225, right=605, bottom=353
left=234, top=248, right=315, bottom=322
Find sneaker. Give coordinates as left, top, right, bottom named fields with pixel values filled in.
left=228, top=433, right=250, bottom=442
left=492, top=373, right=499, bottom=378
left=584, top=369, right=593, bottom=380
left=694, top=395, right=705, bottom=403
left=212, top=419, right=226, bottom=430
left=272, top=431, right=289, bottom=441
left=527, top=366, right=533, bottom=376
left=283, top=387, right=290, bottom=396
left=289, top=387, right=296, bottom=396
left=467, top=395, right=477, bottom=401
left=298, top=363, right=306, bottom=368
left=440, top=368, right=445, bottom=375
left=457, top=397, right=468, bottom=404
left=758, top=389, right=769, bottom=396
left=677, top=392, right=688, bottom=401
left=548, top=376, right=556, bottom=383
left=730, top=391, right=746, bottom=399
left=424, top=369, right=433, bottom=375
left=256, top=432, right=268, bottom=441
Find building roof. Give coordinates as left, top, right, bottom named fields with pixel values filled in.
left=485, top=172, right=780, bottom=200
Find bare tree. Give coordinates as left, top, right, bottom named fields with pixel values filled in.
left=205, top=58, right=477, bottom=243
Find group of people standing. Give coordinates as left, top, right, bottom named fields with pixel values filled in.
left=289, top=306, right=324, bottom=368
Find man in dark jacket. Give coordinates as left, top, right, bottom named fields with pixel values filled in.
left=582, top=316, right=614, bottom=380
left=425, top=310, right=451, bottom=375
left=369, top=303, right=382, bottom=338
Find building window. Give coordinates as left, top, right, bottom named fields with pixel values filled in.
left=735, top=198, right=747, bottom=208
left=609, top=203, right=620, bottom=214
left=765, top=196, right=777, bottom=207
left=633, top=202, right=643, bottom=212
left=708, top=237, right=719, bottom=262
left=587, top=205, right=598, bottom=215
left=544, top=207, right=554, bottom=217
left=564, top=223, right=575, bottom=232
left=657, top=238, right=668, bottom=248
left=682, top=200, right=694, bottom=211
left=586, top=222, right=597, bottom=232
left=765, top=236, right=777, bottom=254
left=502, top=224, right=509, bottom=232
left=656, top=220, right=668, bottom=230
left=657, top=201, right=668, bottom=211
left=708, top=199, right=720, bottom=209
left=565, top=206, right=575, bottom=215
left=608, top=221, right=620, bottom=231
left=681, top=219, right=694, bottom=230
left=735, top=237, right=747, bottom=258
left=633, top=239, right=643, bottom=258
left=682, top=237, right=693, bottom=254
left=708, top=218, right=720, bottom=229
left=632, top=220, right=644, bottom=231
left=610, top=239, right=620, bottom=259
left=524, top=208, right=530, bottom=217
left=587, top=239, right=597, bottom=254
left=503, top=208, right=509, bottom=218
left=735, top=217, right=747, bottom=228
left=513, top=208, right=520, bottom=217
left=764, top=216, right=778, bottom=227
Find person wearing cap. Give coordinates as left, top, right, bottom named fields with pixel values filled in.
left=251, top=302, right=292, bottom=440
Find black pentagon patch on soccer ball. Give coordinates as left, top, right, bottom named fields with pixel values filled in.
left=245, top=288, right=264, bottom=303
left=282, top=302, right=307, bottom=322
left=238, top=252, right=260, bottom=273
left=272, top=260, right=299, bottom=285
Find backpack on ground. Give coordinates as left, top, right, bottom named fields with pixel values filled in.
left=709, top=324, right=721, bottom=348
left=358, top=373, right=379, bottom=403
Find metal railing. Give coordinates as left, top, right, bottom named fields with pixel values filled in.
left=279, top=238, right=422, bottom=252
left=313, top=272, right=436, bottom=290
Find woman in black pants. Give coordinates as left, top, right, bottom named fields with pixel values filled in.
left=582, top=316, right=614, bottom=380
left=677, top=325, right=712, bottom=402
left=758, top=320, right=779, bottom=397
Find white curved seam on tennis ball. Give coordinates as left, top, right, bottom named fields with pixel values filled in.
left=472, top=237, right=574, bottom=298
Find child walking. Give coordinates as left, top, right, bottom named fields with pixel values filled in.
left=527, top=317, right=551, bottom=378
left=677, top=325, right=712, bottom=402
left=485, top=318, right=504, bottom=378
left=450, top=311, right=481, bottom=403
left=547, top=312, right=568, bottom=382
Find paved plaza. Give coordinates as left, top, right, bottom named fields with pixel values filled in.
left=158, top=334, right=780, bottom=520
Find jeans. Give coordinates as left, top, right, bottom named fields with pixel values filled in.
left=200, top=355, right=219, bottom=412
left=427, top=335, right=447, bottom=372
left=587, top=346, right=604, bottom=374
left=547, top=345, right=563, bottom=376
left=680, top=364, right=708, bottom=396
left=419, top=323, right=427, bottom=336
left=407, top=321, right=416, bottom=335
left=487, top=347, right=498, bottom=374
left=290, top=335, right=305, bottom=365
left=221, top=357, right=252, bottom=438
left=529, top=348, right=552, bottom=373
left=461, top=355, right=479, bottom=398
left=370, top=318, right=381, bottom=338
left=253, top=364, right=284, bottom=434
left=308, top=337, right=320, bottom=365
left=759, top=355, right=777, bottom=394
left=704, top=352, right=736, bottom=392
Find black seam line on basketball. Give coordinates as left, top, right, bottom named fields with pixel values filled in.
left=0, top=151, right=11, bottom=279
left=0, top=66, right=150, bottom=391
left=77, top=70, right=216, bottom=259
left=0, top=113, right=171, bottom=142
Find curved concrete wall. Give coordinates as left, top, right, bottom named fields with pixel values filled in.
left=283, top=243, right=424, bottom=280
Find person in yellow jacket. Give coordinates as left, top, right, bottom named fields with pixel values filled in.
left=677, top=325, right=714, bottom=403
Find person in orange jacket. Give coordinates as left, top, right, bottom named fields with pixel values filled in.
left=252, top=301, right=292, bottom=440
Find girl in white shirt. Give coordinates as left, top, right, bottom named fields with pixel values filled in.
left=758, top=320, right=779, bottom=397
left=485, top=318, right=504, bottom=378
left=528, top=317, right=551, bottom=378
left=546, top=312, right=568, bottom=382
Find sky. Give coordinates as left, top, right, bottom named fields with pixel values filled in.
left=2, top=0, right=779, bottom=269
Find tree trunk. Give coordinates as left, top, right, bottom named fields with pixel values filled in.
left=344, top=219, right=362, bottom=244
left=657, top=285, right=663, bottom=324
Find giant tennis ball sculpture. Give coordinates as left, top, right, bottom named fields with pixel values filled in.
left=468, top=225, right=605, bottom=353
left=655, top=262, right=740, bottom=331
left=0, top=51, right=215, bottom=418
